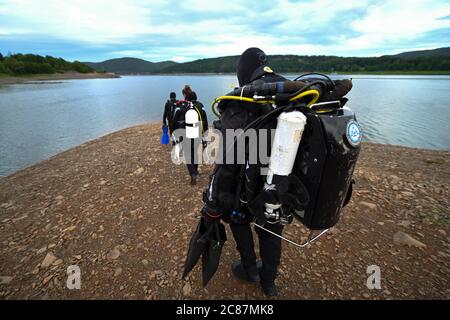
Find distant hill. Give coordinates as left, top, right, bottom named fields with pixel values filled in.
left=84, top=57, right=177, bottom=74
left=85, top=47, right=450, bottom=74
left=389, top=47, right=450, bottom=59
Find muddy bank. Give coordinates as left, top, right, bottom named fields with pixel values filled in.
left=0, top=72, right=120, bottom=85
left=0, top=124, right=448, bottom=299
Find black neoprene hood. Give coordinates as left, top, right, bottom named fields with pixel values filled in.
left=237, top=47, right=270, bottom=86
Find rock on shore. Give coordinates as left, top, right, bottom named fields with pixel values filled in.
left=0, top=123, right=449, bottom=300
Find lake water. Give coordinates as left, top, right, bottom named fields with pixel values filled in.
left=0, top=74, right=449, bottom=177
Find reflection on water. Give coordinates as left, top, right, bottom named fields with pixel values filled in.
left=0, top=75, right=449, bottom=177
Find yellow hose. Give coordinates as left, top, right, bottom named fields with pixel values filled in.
left=211, top=90, right=320, bottom=118
left=290, top=89, right=320, bottom=106
left=193, top=104, right=205, bottom=134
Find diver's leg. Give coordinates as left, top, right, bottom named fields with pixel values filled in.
left=182, top=138, right=197, bottom=183
left=169, top=122, right=174, bottom=137
left=191, top=139, right=199, bottom=175
left=230, top=222, right=259, bottom=278
left=255, top=223, right=283, bottom=294
left=188, top=139, right=199, bottom=183
left=186, top=163, right=197, bottom=176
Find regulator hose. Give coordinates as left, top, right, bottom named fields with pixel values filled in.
left=211, top=89, right=320, bottom=118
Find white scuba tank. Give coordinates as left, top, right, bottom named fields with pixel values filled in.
left=264, top=111, right=307, bottom=220
left=185, top=107, right=200, bottom=139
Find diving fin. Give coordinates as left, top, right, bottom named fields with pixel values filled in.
left=201, top=221, right=227, bottom=286
left=182, top=216, right=212, bottom=278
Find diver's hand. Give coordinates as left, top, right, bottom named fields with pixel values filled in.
left=202, top=207, right=222, bottom=221
left=248, top=174, right=309, bottom=220
left=275, top=174, right=310, bottom=211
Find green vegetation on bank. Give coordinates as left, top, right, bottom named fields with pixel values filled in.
left=157, top=51, right=450, bottom=74
left=0, top=53, right=94, bottom=76
left=85, top=47, right=450, bottom=75
left=332, top=70, right=450, bottom=75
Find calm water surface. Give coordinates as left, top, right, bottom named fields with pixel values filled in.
left=0, top=74, right=449, bottom=177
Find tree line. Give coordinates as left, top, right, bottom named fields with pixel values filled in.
left=159, top=54, right=450, bottom=74
left=0, top=53, right=94, bottom=76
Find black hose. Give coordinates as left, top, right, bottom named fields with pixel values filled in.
left=223, top=104, right=293, bottom=161
left=293, top=72, right=335, bottom=90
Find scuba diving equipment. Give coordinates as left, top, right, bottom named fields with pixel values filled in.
left=228, top=79, right=326, bottom=98
left=237, top=47, right=270, bottom=86
left=254, top=224, right=329, bottom=248
left=171, top=100, right=206, bottom=163
left=211, top=73, right=361, bottom=245
left=183, top=72, right=360, bottom=287
left=230, top=210, right=253, bottom=224
left=172, top=100, right=189, bottom=131
left=161, top=125, right=170, bottom=145
left=201, top=220, right=227, bottom=286
left=183, top=100, right=205, bottom=139
left=183, top=216, right=210, bottom=279
left=183, top=214, right=227, bottom=286
left=171, top=133, right=183, bottom=164
left=185, top=107, right=200, bottom=139
left=263, top=111, right=307, bottom=224
left=291, top=106, right=361, bottom=230
left=211, top=89, right=321, bottom=118
left=211, top=77, right=353, bottom=117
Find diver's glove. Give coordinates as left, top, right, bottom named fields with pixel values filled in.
left=275, top=174, right=310, bottom=211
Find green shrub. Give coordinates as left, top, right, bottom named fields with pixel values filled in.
left=0, top=53, right=94, bottom=75
left=0, top=61, right=9, bottom=74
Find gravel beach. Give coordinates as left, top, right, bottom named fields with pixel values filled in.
left=0, top=123, right=448, bottom=300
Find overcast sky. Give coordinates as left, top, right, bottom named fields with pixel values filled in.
left=1, top=0, right=449, bottom=62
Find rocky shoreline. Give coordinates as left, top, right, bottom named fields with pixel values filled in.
left=0, top=124, right=448, bottom=299
left=0, top=72, right=120, bottom=85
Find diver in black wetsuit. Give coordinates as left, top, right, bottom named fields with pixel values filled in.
left=172, top=90, right=208, bottom=185
left=163, top=92, right=178, bottom=135
left=184, top=91, right=208, bottom=185
left=183, top=48, right=359, bottom=298
left=202, top=48, right=286, bottom=297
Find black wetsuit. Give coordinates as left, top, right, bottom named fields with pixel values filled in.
left=203, top=72, right=286, bottom=285
left=163, top=98, right=178, bottom=134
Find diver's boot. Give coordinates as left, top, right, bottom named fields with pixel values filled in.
left=231, top=261, right=260, bottom=283
left=261, top=281, right=278, bottom=298
left=190, top=174, right=197, bottom=185
left=259, top=261, right=278, bottom=298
